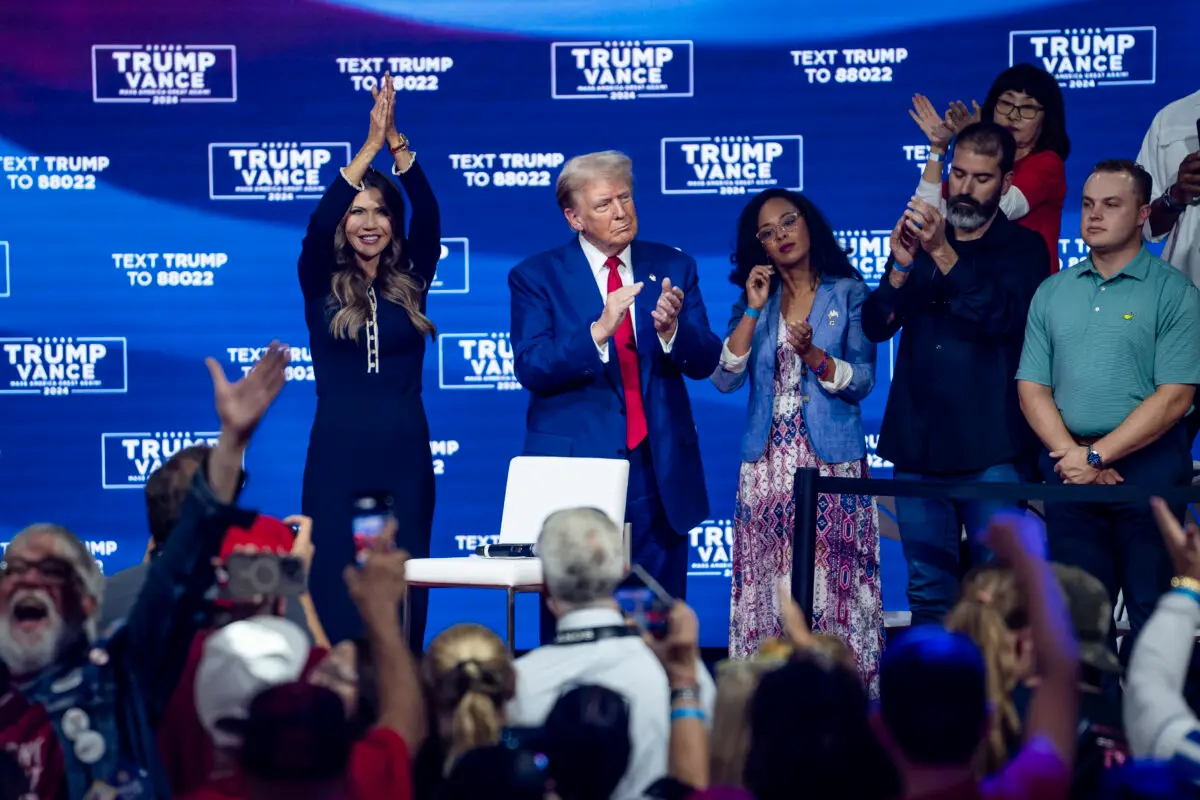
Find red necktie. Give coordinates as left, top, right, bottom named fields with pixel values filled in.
left=605, top=256, right=647, bottom=451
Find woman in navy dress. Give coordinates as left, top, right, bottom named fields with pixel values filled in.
left=297, top=74, right=439, bottom=648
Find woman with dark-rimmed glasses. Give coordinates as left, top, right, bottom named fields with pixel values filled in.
left=908, top=63, right=1071, bottom=271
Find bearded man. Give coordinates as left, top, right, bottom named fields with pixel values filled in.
left=0, top=342, right=291, bottom=799
left=862, top=121, right=1051, bottom=626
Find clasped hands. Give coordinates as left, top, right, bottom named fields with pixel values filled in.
left=1049, top=445, right=1123, bottom=485
left=595, top=278, right=684, bottom=344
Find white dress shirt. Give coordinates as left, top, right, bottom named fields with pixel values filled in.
left=578, top=234, right=677, bottom=363
left=506, top=606, right=716, bottom=800
left=1137, top=89, right=1200, bottom=287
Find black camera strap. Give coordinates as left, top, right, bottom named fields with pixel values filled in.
left=553, top=625, right=641, bottom=646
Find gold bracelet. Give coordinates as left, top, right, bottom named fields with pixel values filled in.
left=1170, top=576, right=1200, bottom=594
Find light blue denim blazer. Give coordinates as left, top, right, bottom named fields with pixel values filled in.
left=710, top=277, right=877, bottom=465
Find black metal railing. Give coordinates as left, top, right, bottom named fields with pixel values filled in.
left=789, top=468, right=1200, bottom=620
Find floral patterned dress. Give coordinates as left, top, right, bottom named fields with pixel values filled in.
left=729, top=312, right=884, bottom=695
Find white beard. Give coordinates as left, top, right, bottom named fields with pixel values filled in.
left=0, top=588, right=74, bottom=675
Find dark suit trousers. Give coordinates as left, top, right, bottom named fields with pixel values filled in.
left=539, top=441, right=690, bottom=644
left=1040, top=422, right=1192, bottom=660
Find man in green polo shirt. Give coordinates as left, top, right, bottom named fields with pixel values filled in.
left=1017, top=158, right=1200, bottom=649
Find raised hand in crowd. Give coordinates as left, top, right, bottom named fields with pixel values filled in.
left=651, top=277, right=685, bottom=340
left=283, top=514, right=316, bottom=575
left=908, top=93, right=956, bottom=150
left=343, top=517, right=427, bottom=750
left=284, top=513, right=332, bottom=649
left=778, top=577, right=816, bottom=649
left=644, top=601, right=709, bottom=791
left=983, top=512, right=1080, bottom=767
left=1150, top=496, right=1200, bottom=582
left=205, top=341, right=290, bottom=501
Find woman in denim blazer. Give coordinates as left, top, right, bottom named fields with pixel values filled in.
left=711, top=188, right=884, bottom=694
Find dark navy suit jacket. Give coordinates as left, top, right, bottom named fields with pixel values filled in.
left=508, top=237, right=722, bottom=534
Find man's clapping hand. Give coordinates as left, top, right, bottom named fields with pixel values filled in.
left=592, top=282, right=644, bottom=346
left=651, top=278, right=684, bottom=339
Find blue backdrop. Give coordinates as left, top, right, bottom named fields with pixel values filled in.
left=0, top=0, right=1192, bottom=648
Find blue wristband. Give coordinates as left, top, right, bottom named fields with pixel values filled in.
left=670, top=706, right=706, bottom=723
left=744, top=307, right=761, bottom=319
left=1173, top=586, right=1200, bottom=607
left=892, top=261, right=913, bottom=274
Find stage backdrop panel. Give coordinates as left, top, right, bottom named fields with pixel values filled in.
left=0, top=0, right=1193, bottom=648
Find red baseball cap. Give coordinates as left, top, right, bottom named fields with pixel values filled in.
left=218, top=515, right=295, bottom=562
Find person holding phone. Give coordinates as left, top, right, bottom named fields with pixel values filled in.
left=711, top=188, right=883, bottom=692
left=297, top=73, right=440, bottom=648
left=863, top=122, right=1049, bottom=630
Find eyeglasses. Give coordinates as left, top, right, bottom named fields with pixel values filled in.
left=756, top=212, right=801, bottom=243
left=0, top=557, right=77, bottom=585
left=995, top=98, right=1043, bottom=121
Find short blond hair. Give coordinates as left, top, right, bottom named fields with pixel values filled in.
left=556, top=150, right=634, bottom=210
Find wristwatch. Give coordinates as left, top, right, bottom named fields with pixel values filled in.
left=1086, top=446, right=1104, bottom=469
left=1161, top=186, right=1188, bottom=213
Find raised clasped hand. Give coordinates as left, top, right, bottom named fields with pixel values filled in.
left=786, top=320, right=813, bottom=355
left=366, top=72, right=395, bottom=150
left=904, top=197, right=947, bottom=253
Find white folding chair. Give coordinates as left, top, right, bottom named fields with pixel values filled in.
left=403, top=456, right=630, bottom=651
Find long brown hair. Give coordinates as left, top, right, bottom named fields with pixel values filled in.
left=421, top=623, right=516, bottom=775
left=945, top=566, right=1029, bottom=774
left=326, top=168, right=435, bottom=342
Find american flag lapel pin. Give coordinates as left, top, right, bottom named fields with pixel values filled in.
left=648, top=273, right=657, bottom=282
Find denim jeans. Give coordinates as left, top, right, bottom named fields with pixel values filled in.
left=894, top=462, right=1024, bottom=627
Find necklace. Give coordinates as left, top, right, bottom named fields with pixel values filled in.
left=782, top=275, right=820, bottom=325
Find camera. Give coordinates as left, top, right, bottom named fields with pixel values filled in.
left=222, top=553, right=307, bottom=599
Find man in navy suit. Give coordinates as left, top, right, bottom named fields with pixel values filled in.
left=509, top=150, right=721, bottom=623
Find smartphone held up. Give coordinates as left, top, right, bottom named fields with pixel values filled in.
left=615, top=563, right=675, bottom=640
left=352, top=491, right=394, bottom=564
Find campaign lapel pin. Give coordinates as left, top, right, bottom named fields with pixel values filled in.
left=828, top=309, right=839, bottom=326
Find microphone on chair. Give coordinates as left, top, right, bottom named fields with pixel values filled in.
left=475, top=543, right=538, bottom=558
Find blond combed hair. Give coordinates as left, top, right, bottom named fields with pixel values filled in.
left=326, top=170, right=435, bottom=342
left=555, top=150, right=633, bottom=211
left=945, top=566, right=1028, bottom=774
left=421, top=623, right=516, bottom=774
